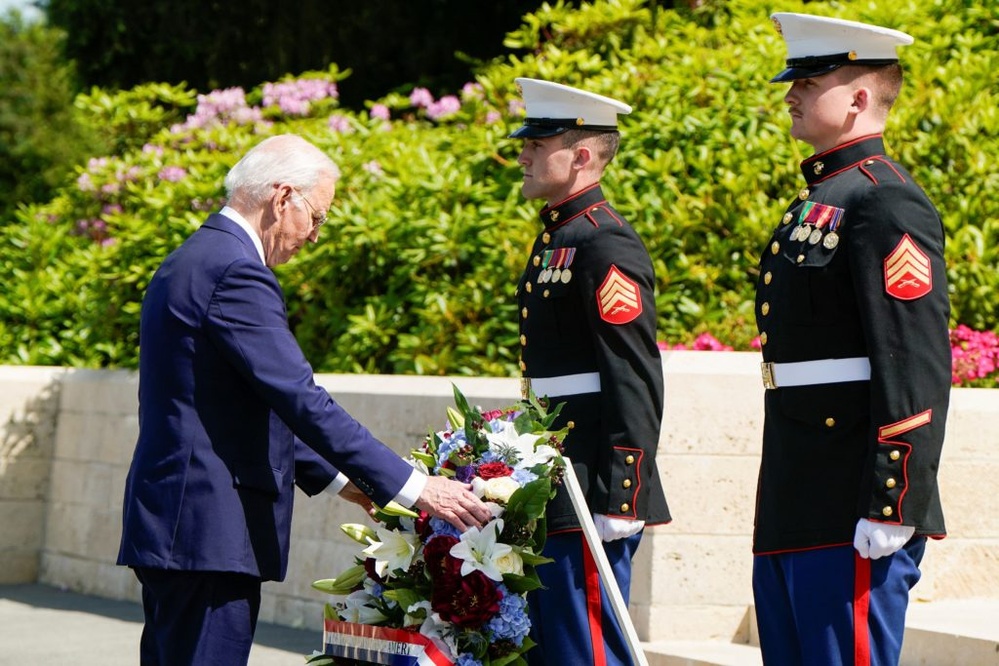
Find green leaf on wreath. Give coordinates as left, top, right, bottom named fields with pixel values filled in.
left=517, top=549, right=554, bottom=566
left=501, top=573, right=543, bottom=593
left=382, top=587, right=422, bottom=612
left=504, top=477, right=551, bottom=521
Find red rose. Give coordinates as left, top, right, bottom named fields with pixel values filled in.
left=477, top=461, right=514, bottom=479
left=434, top=570, right=503, bottom=629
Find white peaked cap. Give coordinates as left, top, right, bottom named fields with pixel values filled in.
left=770, top=13, right=914, bottom=83
left=509, top=77, right=631, bottom=138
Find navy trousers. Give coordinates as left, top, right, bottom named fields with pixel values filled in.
left=527, top=530, right=642, bottom=666
left=753, top=538, right=926, bottom=666
left=133, top=567, right=262, bottom=666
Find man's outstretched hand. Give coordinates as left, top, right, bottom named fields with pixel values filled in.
left=414, top=475, right=493, bottom=532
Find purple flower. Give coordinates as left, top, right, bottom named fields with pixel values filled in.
left=362, top=160, right=383, bottom=176
left=454, top=465, right=476, bottom=483
left=369, top=104, right=390, bottom=121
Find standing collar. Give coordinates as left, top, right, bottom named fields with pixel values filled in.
left=800, top=134, right=886, bottom=185
left=539, top=183, right=606, bottom=229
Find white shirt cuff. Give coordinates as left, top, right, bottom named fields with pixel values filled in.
left=393, top=469, right=427, bottom=508
left=322, top=473, right=350, bottom=498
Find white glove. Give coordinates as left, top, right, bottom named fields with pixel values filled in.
left=592, top=514, right=644, bottom=542
left=853, top=518, right=915, bottom=559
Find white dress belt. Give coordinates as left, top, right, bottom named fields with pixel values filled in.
left=522, top=372, right=602, bottom=398
left=761, top=357, right=871, bottom=389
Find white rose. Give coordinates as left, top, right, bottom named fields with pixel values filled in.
left=494, top=549, right=524, bottom=576
left=483, top=476, right=522, bottom=503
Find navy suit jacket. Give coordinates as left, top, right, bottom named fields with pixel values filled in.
left=117, top=214, right=414, bottom=581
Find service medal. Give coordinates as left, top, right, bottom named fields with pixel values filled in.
left=808, top=228, right=823, bottom=245
left=798, top=224, right=813, bottom=243
left=823, top=232, right=840, bottom=249
left=551, top=268, right=562, bottom=283
left=560, top=268, right=572, bottom=283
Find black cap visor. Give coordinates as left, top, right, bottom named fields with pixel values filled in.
left=509, top=117, right=618, bottom=139
left=770, top=63, right=842, bottom=83
left=509, top=123, right=571, bottom=139
left=770, top=53, right=898, bottom=83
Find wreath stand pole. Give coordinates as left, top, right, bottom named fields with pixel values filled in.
left=561, top=458, right=649, bottom=666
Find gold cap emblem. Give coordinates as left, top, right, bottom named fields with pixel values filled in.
left=576, top=117, right=585, bottom=126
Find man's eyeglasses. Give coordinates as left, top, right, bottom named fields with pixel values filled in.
left=294, top=189, right=328, bottom=229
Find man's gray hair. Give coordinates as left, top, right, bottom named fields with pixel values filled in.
left=224, top=134, right=339, bottom=205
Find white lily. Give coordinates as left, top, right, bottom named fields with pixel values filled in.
left=448, top=519, right=512, bottom=581
left=339, top=590, right=389, bottom=624
left=361, top=526, right=420, bottom=579
left=486, top=422, right=544, bottom=462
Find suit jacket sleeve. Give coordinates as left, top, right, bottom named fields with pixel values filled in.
left=205, top=256, right=415, bottom=507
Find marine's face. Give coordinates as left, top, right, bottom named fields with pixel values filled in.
left=263, top=181, right=334, bottom=267
left=517, top=135, right=577, bottom=205
left=783, top=69, right=857, bottom=153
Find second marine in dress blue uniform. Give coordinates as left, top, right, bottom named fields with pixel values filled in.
left=752, top=14, right=951, bottom=666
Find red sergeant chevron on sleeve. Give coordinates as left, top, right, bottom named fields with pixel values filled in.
left=596, top=265, right=643, bottom=324
left=884, top=234, right=932, bottom=300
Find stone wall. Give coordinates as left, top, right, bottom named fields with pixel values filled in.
left=0, top=355, right=995, bottom=642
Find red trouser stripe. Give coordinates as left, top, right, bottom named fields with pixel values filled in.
left=582, top=541, right=607, bottom=666
left=853, top=552, right=872, bottom=666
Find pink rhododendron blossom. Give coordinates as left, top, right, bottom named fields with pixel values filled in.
left=327, top=114, right=354, bottom=133
left=171, top=87, right=262, bottom=132
left=427, top=95, right=460, bottom=121
left=158, top=166, right=187, bottom=182
left=950, top=324, right=999, bottom=384
left=485, top=110, right=502, bottom=124
left=262, top=79, right=338, bottom=116
left=142, top=144, right=164, bottom=157
left=461, top=82, right=484, bottom=100
left=409, top=87, right=434, bottom=108
left=369, top=104, right=390, bottom=121
left=362, top=160, right=383, bottom=176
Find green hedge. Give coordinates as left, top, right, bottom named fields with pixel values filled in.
left=1, top=0, right=996, bottom=377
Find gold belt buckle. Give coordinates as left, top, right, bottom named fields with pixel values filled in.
left=761, top=362, right=777, bottom=390
left=520, top=377, right=532, bottom=400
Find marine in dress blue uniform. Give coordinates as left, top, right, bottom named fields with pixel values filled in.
left=510, top=78, right=671, bottom=666
left=752, top=15, right=951, bottom=666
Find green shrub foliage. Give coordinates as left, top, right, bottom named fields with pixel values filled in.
left=1, top=0, right=996, bottom=377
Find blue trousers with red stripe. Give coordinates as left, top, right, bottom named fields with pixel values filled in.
left=526, top=530, right=642, bottom=666
left=752, top=537, right=926, bottom=666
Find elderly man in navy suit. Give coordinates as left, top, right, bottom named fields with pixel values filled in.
left=117, top=134, right=492, bottom=665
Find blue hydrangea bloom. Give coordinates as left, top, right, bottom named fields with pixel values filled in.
left=455, top=654, right=483, bottom=666
left=486, top=585, right=531, bottom=646
left=512, top=469, right=538, bottom=485
left=428, top=517, right=462, bottom=540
